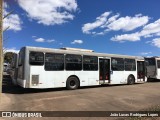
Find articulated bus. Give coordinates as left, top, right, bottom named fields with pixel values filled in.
left=16, top=46, right=146, bottom=90
left=145, top=57, right=160, bottom=80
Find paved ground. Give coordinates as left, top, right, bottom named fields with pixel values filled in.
left=0, top=74, right=160, bottom=120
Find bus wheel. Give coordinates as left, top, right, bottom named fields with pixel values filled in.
left=127, top=75, right=135, bottom=85
left=66, top=77, right=79, bottom=90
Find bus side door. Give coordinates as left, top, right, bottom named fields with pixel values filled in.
left=99, top=58, right=110, bottom=84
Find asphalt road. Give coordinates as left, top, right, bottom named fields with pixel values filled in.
left=1, top=74, right=160, bottom=119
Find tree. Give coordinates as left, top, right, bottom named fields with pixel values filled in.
left=4, top=52, right=14, bottom=64
left=0, top=0, right=13, bottom=102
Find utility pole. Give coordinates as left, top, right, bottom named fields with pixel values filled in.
left=0, top=0, right=3, bottom=103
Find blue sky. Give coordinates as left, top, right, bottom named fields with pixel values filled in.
left=3, top=0, right=160, bottom=56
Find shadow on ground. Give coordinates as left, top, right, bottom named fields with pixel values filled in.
left=147, top=78, right=160, bottom=82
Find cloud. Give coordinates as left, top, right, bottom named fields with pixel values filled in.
left=111, top=32, right=140, bottom=42
left=17, top=0, right=78, bottom=25
left=46, top=39, right=55, bottom=43
left=144, top=34, right=154, bottom=38
left=82, top=12, right=111, bottom=34
left=35, top=38, right=45, bottom=42
left=34, top=37, right=55, bottom=43
left=59, top=43, right=63, bottom=45
left=3, top=2, right=22, bottom=31
left=71, top=40, right=83, bottom=44
left=4, top=47, right=19, bottom=53
left=111, top=19, right=160, bottom=42
left=140, top=19, right=160, bottom=37
left=140, top=52, right=152, bottom=55
left=151, top=38, right=160, bottom=48
left=82, top=11, right=149, bottom=35
left=100, top=14, right=120, bottom=28
left=83, top=11, right=160, bottom=47
left=156, top=32, right=160, bottom=36
left=32, top=36, right=37, bottom=38
left=107, top=14, right=149, bottom=31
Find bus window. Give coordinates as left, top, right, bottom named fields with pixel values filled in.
left=125, top=59, right=136, bottom=71
left=18, top=50, right=24, bottom=66
left=145, top=58, right=156, bottom=66
left=157, top=60, right=160, bottom=68
left=29, top=52, right=44, bottom=65
left=18, top=48, right=25, bottom=80
left=65, top=54, right=82, bottom=70
left=111, top=58, right=124, bottom=71
left=83, top=56, right=98, bottom=71
left=45, top=53, right=64, bottom=71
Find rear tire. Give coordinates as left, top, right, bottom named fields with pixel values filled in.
left=127, top=75, right=135, bottom=85
left=66, top=77, right=79, bottom=90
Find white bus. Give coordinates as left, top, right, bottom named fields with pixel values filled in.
left=16, top=46, right=147, bottom=89
left=145, top=57, right=160, bottom=80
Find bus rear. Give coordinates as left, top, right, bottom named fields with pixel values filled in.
left=17, top=47, right=28, bottom=87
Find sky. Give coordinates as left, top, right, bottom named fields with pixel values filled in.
left=3, top=0, right=160, bottom=56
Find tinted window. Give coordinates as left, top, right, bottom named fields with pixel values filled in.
left=18, top=49, right=25, bottom=66
left=45, top=53, right=64, bottom=71
left=29, top=52, right=44, bottom=65
left=11, top=54, right=17, bottom=68
left=137, top=62, right=144, bottom=72
left=18, top=48, right=25, bottom=79
left=65, top=54, right=82, bottom=70
left=111, top=58, right=124, bottom=71
left=125, top=59, right=136, bottom=71
left=157, top=60, right=160, bottom=68
left=83, top=56, right=98, bottom=71
left=145, top=58, right=156, bottom=66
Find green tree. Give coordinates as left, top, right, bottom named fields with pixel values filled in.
left=4, top=52, right=14, bottom=64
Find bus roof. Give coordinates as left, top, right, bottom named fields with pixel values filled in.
left=145, top=56, right=160, bottom=60
left=21, top=46, right=144, bottom=60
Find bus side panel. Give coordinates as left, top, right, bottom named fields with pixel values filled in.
left=30, top=66, right=68, bottom=88
left=17, top=78, right=26, bottom=88
left=157, top=68, right=160, bottom=79
left=30, top=67, right=85, bottom=88
left=17, top=65, right=26, bottom=88
left=30, top=66, right=46, bottom=88
left=110, top=71, right=124, bottom=84
left=74, top=71, right=99, bottom=86
left=124, top=71, right=137, bottom=83
left=49, top=71, right=67, bottom=88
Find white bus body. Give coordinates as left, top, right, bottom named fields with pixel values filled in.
left=145, top=57, right=160, bottom=80
left=16, top=46, right=147, bottom=89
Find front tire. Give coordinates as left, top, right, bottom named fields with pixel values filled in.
left=66, top=77, right=79, bottom=90
left=127, top=75, right=135, bottom=85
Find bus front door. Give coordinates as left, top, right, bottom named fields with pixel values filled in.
left=99, top=59, right=110, bottom=84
